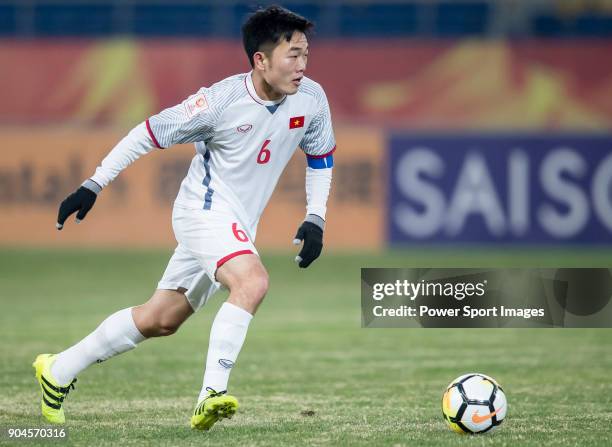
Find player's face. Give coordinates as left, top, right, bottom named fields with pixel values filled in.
left=266, top=31, right=309, bottom=96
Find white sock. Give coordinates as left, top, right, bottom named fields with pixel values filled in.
left=198, top=302, right=253, bottom=401
left=51, top=307, right=146, bottom=385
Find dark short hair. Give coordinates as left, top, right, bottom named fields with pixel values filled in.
left=242, top=5, right=314, bottom=68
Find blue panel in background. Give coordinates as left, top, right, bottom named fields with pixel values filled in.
left=339, top=3, right=421, bottom=37
left=35, top=4, right=114, bottom=36
left=574, top=14, right=612, bottom=37
left=4, top=1, right=612, bottom=38
left=533, top=13, right=612, bottom=37
left=132, top=4, right=215, bottom=37
left=0, top=4, right=16, bottom=35
left=435, top=1, right=490, bottom=36
left=387, top=134, right=612, bottom=245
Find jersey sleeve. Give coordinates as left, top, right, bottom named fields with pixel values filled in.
left=300, top=87, right=336, bottom=161
left=146, top=87, right=219, bottom=149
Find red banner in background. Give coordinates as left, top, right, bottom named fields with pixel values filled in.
left=2, top=40, right=612, bottom=129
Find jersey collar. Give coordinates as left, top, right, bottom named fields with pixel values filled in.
left=245, top=71, right=287, bottom=107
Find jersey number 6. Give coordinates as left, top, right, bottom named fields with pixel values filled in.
left=232, top=222, right=249, bottom=242
left=256, top=139, right=271, bottom=164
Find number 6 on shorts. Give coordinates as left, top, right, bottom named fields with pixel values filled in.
left=232, top=222, right=249, bottom=242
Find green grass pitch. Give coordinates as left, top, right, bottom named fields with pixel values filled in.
left=1, top=248, right=611, bottom=446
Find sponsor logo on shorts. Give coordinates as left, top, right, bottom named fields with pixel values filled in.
left=219, top=359, right=235, bottom=369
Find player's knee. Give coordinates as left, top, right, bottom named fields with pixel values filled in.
left=133, top=289, right=192, bottom=337
left=136, top=310, right=182, bottom=337
left=154, top=318, right=180, bottom=337
left=251, top=271, right=269, bottom=302
left=236, top=270, right=269, bottom=306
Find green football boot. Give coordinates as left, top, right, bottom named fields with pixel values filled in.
left=32, top=354, right=77, bottom=424
left=191, top=387, right=238, bottom=431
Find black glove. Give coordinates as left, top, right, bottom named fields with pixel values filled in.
left=293, top=220, right=323, bottom=268
left=56, top=186, right=98, bottom=230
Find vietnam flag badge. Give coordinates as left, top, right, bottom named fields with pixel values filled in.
left=289, top=116, right=305, bottom=129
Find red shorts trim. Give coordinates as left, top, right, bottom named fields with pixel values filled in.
left=146, top=119, right=162, bottom=149
left=216, top=249, right=254, bottom=269
left=305, top=146, right=336, bottom=159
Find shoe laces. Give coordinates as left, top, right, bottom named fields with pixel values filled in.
left=63, top=378, right=77, bottom=397
left=41, top=376, right=77, bottom=408
left=57, top=378, right=77, bottom=400
left=205, top=387, right=226, bottom=398
left=194, top=387, right=227, bottom=415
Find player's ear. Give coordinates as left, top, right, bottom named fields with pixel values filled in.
left=253, top=52, right=267, bottom=71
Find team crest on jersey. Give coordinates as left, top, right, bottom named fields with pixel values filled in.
left=237, top=124, right=253, bottom=133
left=289, top=116, right=305, bottom=129
left=184, top=93, right=209, bottom=118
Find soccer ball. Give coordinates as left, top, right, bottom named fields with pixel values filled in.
left=441, top=373, right=507, bottom=434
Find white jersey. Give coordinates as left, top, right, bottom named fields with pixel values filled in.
left=146, top=72, right=335, bottom=235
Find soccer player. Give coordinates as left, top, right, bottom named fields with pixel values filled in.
left=33, top=5, right=334, bottom=431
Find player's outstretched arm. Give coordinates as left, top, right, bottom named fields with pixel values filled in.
left=56, top=122, right=156, bottom=230
left=55, top=86, right=218, bottom=230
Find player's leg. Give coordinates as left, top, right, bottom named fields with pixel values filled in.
left=51, top=289, right=193, bottom=382
left=202, top=253, right=267, bottom=392
left=132, top=288, right=194, bottom=337
left=33, top=288, right=193, bottom=424
left=170, top=205, right=264, bottom=429
left=191, top=253, right=267, bottom=430
left=218, top=253, right=269, bottom=314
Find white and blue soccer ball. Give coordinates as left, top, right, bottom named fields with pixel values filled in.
left=441, top=373, right=507, bottom=434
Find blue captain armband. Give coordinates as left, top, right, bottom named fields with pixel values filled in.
left=306, top=148, right=335, bottom=169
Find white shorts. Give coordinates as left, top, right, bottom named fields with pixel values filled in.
left=157, top=205, right=258, bottom=311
